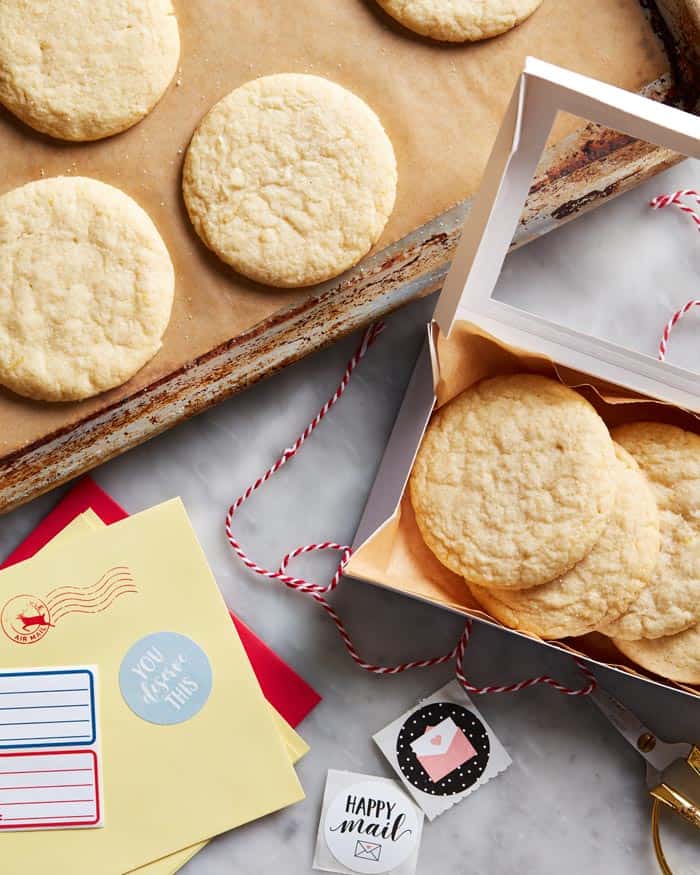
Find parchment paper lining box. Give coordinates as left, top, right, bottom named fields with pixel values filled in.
left=348, top=58, right=700, bottom=701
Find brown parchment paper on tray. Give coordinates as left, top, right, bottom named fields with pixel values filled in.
left=0, top=0, right=669, bottom=460
left=348, top=321, right=700, bottom=697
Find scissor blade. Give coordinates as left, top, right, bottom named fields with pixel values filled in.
left=589, top=686, right=691, bottom=773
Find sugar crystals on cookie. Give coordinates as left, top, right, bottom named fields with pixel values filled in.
left=0, top=0, right=180, bottom=141
left=0, top=177, right=175, bottom=401
left=468, top=444, right=660, bottom=639
left=409, top=373, right=618, bottom=590
left=183, top=73, right=397, bottom=288
left=375, top=0, right=543, bottom=42
left=599, top=422, right=700, bottom=641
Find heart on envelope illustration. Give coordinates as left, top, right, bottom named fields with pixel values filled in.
left=409, top=716, right=476, bottom=783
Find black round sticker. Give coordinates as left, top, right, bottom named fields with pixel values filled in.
left=395, top=702, right=490, bottom=796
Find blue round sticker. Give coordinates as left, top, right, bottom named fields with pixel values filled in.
left=119, top=632, right=212, bottom=725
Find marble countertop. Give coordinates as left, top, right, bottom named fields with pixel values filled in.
left=2, top=162, right=700, bottom=874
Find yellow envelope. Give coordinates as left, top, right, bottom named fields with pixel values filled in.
left=130, top=703, right=309, bottom=875
left=39, top=510, right=309, bottom=875
left=0, top=499, right=304, bottom=874
left=64, top=511, right=308, bottom=763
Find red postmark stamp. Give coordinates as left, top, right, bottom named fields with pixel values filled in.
left=0, top=595, right=53, bottom=645
left=1, top=567, right=137, bottom=645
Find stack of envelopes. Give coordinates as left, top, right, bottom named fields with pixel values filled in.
left=0, top=497, right=307, bottom=874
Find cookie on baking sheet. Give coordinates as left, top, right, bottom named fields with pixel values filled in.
left=0, top=0, right=180, bottom=140
left=0, top=177, right=175, bottom=402
left=613, top=625, right=700, bottom=685
left=468, top=445, right=660, bottom=639
left=183, top=73, right=397, bottom=288
left=409, top=374, right=618, bottom=590
left=375, top=0, right=543, bottom=42
left=599, top=423, right=700, bottom=641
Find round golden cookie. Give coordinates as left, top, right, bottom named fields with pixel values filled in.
left=409, top=374, right=618, bottom=590
left=183, top=73, right=397, bottom=288
left=0, top=177, right=175, bottom=402
left=599, top=423, right=700, bottom=640
left=468, top=445, right=660, bottom=639
left=0, top=0, right=180, bottom=141
left=613, top=625, right=700, bottom=685
left=375, top=0, right=543, bottom=42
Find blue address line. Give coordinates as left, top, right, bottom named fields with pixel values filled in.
left=0, top=704, right=89, bottom=712
left=0, top=735, right=91, bottom=743
left=1, top=720, right=91, bottom=728
left=0, top=688, right=88, bottom=695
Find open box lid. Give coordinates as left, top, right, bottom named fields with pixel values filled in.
left=434, top=57, right=700, bottom=412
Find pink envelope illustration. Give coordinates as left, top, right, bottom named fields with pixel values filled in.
left=354, top=839, right=382, bottom=862
left=410, top=716, right=477, bottom=783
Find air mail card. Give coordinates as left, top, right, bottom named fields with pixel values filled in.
left=0, top=498, right=304, bottom=875
left=20, top=509, right=309, bottom=875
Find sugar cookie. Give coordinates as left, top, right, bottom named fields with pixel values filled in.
left=183, top=73, right=397, bottom=288
left=613, top=625, right=700, bottom=685
left=409, top=374, right=617, bottom=589
left=599, top=423, right=700, bottom=640
left=0, top=0, right=180, bottom=141
left=469, top=445, right=660, bottom=639
left=376, top=0, right=543, bottom=42
left=0, top=177, right=175, bottom=402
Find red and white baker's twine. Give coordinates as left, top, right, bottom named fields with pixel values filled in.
left=225, top=324, right=596, bottom=697
left=650, top=188, right=700, bottom=229
left=649, top=189, right=700, bottom=361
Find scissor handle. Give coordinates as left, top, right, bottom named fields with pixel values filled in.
left=652, top=793, right=700, bottom=874
left=652, top=799, right=672, bottom=875
left=650, top=746, right=700, bottom=874
left=651, top=781, right=700, bottom=829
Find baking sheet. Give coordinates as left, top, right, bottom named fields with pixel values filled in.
left=0, top=0, right=668, bottom=457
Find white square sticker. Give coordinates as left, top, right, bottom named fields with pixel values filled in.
left=313, top=770, right=423, bottom=875
left=373, top=681, right=511, bottom=820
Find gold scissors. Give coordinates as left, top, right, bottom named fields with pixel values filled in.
left=589, top=685, right=700, bottom=874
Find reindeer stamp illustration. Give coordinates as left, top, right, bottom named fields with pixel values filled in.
left=17, top=601, right=54, bottom=631
left=1, top=567, right=137, bottom=645
left=1, top=595, right=53, bottom=644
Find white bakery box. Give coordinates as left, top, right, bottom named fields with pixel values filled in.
left=347, top=58, right=700, bottom=701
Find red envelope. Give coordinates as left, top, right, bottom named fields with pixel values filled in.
left=1, top=477, right=321, bottom=727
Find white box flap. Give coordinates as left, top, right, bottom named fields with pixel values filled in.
left=434, top=57, right=700, bottom=411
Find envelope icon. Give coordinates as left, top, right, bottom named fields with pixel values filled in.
left=409, top=716, right=477, bottom=783
left=354, top=839, right=382, bottom=862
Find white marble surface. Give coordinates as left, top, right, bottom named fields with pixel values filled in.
left=2, top=162, right=700, bottom=874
